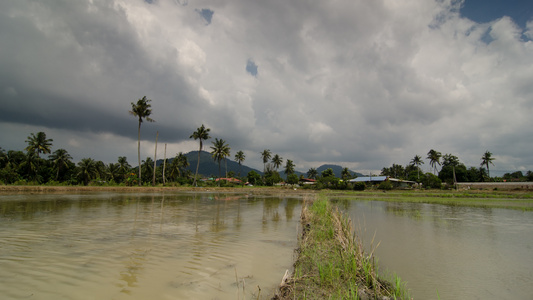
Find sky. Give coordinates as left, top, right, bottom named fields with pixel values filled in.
left=1, top=0, right=532, bottom=176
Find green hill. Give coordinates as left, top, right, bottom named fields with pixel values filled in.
left=158, top=151, right=362, bottom=179
left=158, top=151, right=262, bottom=178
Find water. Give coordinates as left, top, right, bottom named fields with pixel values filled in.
left=334, top=200, right=533, bottom=300
left=0, top=192, right=304, bottom=300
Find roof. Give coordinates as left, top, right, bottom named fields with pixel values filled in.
left=349, top=176, right=388, bottom=182
left=348, top=176, right=417, bottom=184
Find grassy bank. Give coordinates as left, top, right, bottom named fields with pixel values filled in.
left=324, top=189, right=533, bottom=211
left=275, top=196, right=408, bottom=300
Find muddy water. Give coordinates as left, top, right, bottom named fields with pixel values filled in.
left=0, top=192, right=304, bottom=300
left=335, top=200, right=533, bottom=300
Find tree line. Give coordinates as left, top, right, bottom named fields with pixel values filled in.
left=380, top=150, right=533, bottom=188
left=1, top=96, right=531, bottom=187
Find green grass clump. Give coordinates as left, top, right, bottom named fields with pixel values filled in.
left=275, top=196, right=409, bottom=300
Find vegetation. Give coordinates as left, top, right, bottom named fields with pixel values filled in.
left=210, top=138, right=230, bottom=185
left=261, top=149, right=272, bottom=174
left=190, top=124, right=211, bottom=187
left=1, top=123, right=532, bottom=189
left=481, top=151, right=495, bottom=178
left=129, top=96, right=155, bottom=186
left=325, top=189, right=533, bottom=211
left=275, top=196, right=407, bottom=299
left=234, top=150, right=245, bottom=177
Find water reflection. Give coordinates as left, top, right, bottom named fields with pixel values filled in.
left=338, top=200, right=533, bottom=300
left=0, top=192, right=303, bottom=300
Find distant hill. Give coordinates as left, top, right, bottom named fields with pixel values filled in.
left=157, top=151, right=262, bottom=178
left=157, top=152, right=363, bottom=179
left=316, top=164, right=364, bottom=178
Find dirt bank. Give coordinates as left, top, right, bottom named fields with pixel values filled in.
left=0, top=185, right=317, bottom=195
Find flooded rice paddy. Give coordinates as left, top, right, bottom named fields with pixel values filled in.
left=0, top=192, right=304, bottom=300
left=334, top=199, right=533, bottom=300
left=2, top=191, right=532, bottom=299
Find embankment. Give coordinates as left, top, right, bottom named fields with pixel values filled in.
left=273, top=196, right=407, bottom=300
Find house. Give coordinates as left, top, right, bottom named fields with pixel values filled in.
left=299, top=178, right=317, bottom=185
left=215, top=177, right=243, bottom=184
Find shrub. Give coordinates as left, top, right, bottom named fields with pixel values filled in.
left=353, top=182, right=365, bottom=191
left=378, top=180, right=393, bottom=190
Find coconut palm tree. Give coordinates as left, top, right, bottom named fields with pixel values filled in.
left=168, top=152, right=189, bottom=181
left=20, top=152, right=41, bottom=182
left=272, top=154, right=283, bottom=171
left=410, top=155, right=424, bottom=181
left=25, top=132, right=53, bottom=158
left=106, top=163, right=121, bottom=183
left=261, top=149, right=272, bottom=174
left=77, top=158, right=99, bottom=186
left=176, top=152, right=189, bottom=177
left=427, top=149, right=442, bottom=175
left=480, top=151, right=495, bottom=179
left=117, top=156, right=131, bottom=181
left=234, top=150, right=245, bottom=177
left=284, top=159, right=295, bottom=178
left=210, top=138, right=230, bottom=185
left=307, top=167, right=318, bottom=179
left=49, top=148, right=72, bottom=180
left=129, top=96, right=155, bottom=186
left=141, top=157, right=154, bottom=184
left=190, top=124, right=211, bottom=186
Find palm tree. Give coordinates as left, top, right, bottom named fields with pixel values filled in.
left=49, top=148, right=72, bottom=180
left=176, top=152, right=189, bottom=177
left=190, top=124, right=211, bottom=186
left=25, top=132, right=53, bottom=158
left=141, top=157, right=154, bottom=184
left=272, top=154, right=283, bottom=171
left=129, top=96, right=155, bottom=186
left=20, top=152, right=41, bottom=182
left=210, top=138, right=230, bottom=185
left=77, top=158, right=99, bottom=186
left=410, top=155, right=424, bottom=181
left=427, top=149, right=442, bottom=175
left=106, top=163, right=121, bottom=182
left=480, top=151, right=495, bottom=179
left=261, top=149, right=272, bottom=173
left=117, top=156, right=131, bottom=181
left=307, top=167, right=318, bottom=179
left=284, top=159, right=295, bottom=179
left=234, top=150, right=245, bottom=177
left=341, top=167, right=352, bottom=181
left=168, top=156, right=182, bottom=181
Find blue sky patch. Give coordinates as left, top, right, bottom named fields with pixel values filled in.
left=246, top=59, right=258, bottom=77
left=196, top=8, right=214, bottom=25
left=461, top=0, right=533, bottom=29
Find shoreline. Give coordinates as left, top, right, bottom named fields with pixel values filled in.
left=0, top=185, right=318, bottom=195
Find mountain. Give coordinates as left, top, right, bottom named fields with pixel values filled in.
left=316, top=164, right=364, bottom=178
left=158, top=151, right=262, bottom=178
left=157, top=152, right=362, bottom=179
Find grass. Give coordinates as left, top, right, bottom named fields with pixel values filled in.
left=324, top=189, right=533, bottom=211
left=275, top=196, right=409, bottom=300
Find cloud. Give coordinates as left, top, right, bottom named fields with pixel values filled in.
left=0, top=0, right=532, bottom=176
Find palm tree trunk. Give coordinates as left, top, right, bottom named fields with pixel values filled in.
left=163, top=143, right=167, bottom=186
left=152, top=131, right=158, bottom=186
left=137, top=121, right=142, bottom=186
left=193, top=144, right=201, bottom=187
